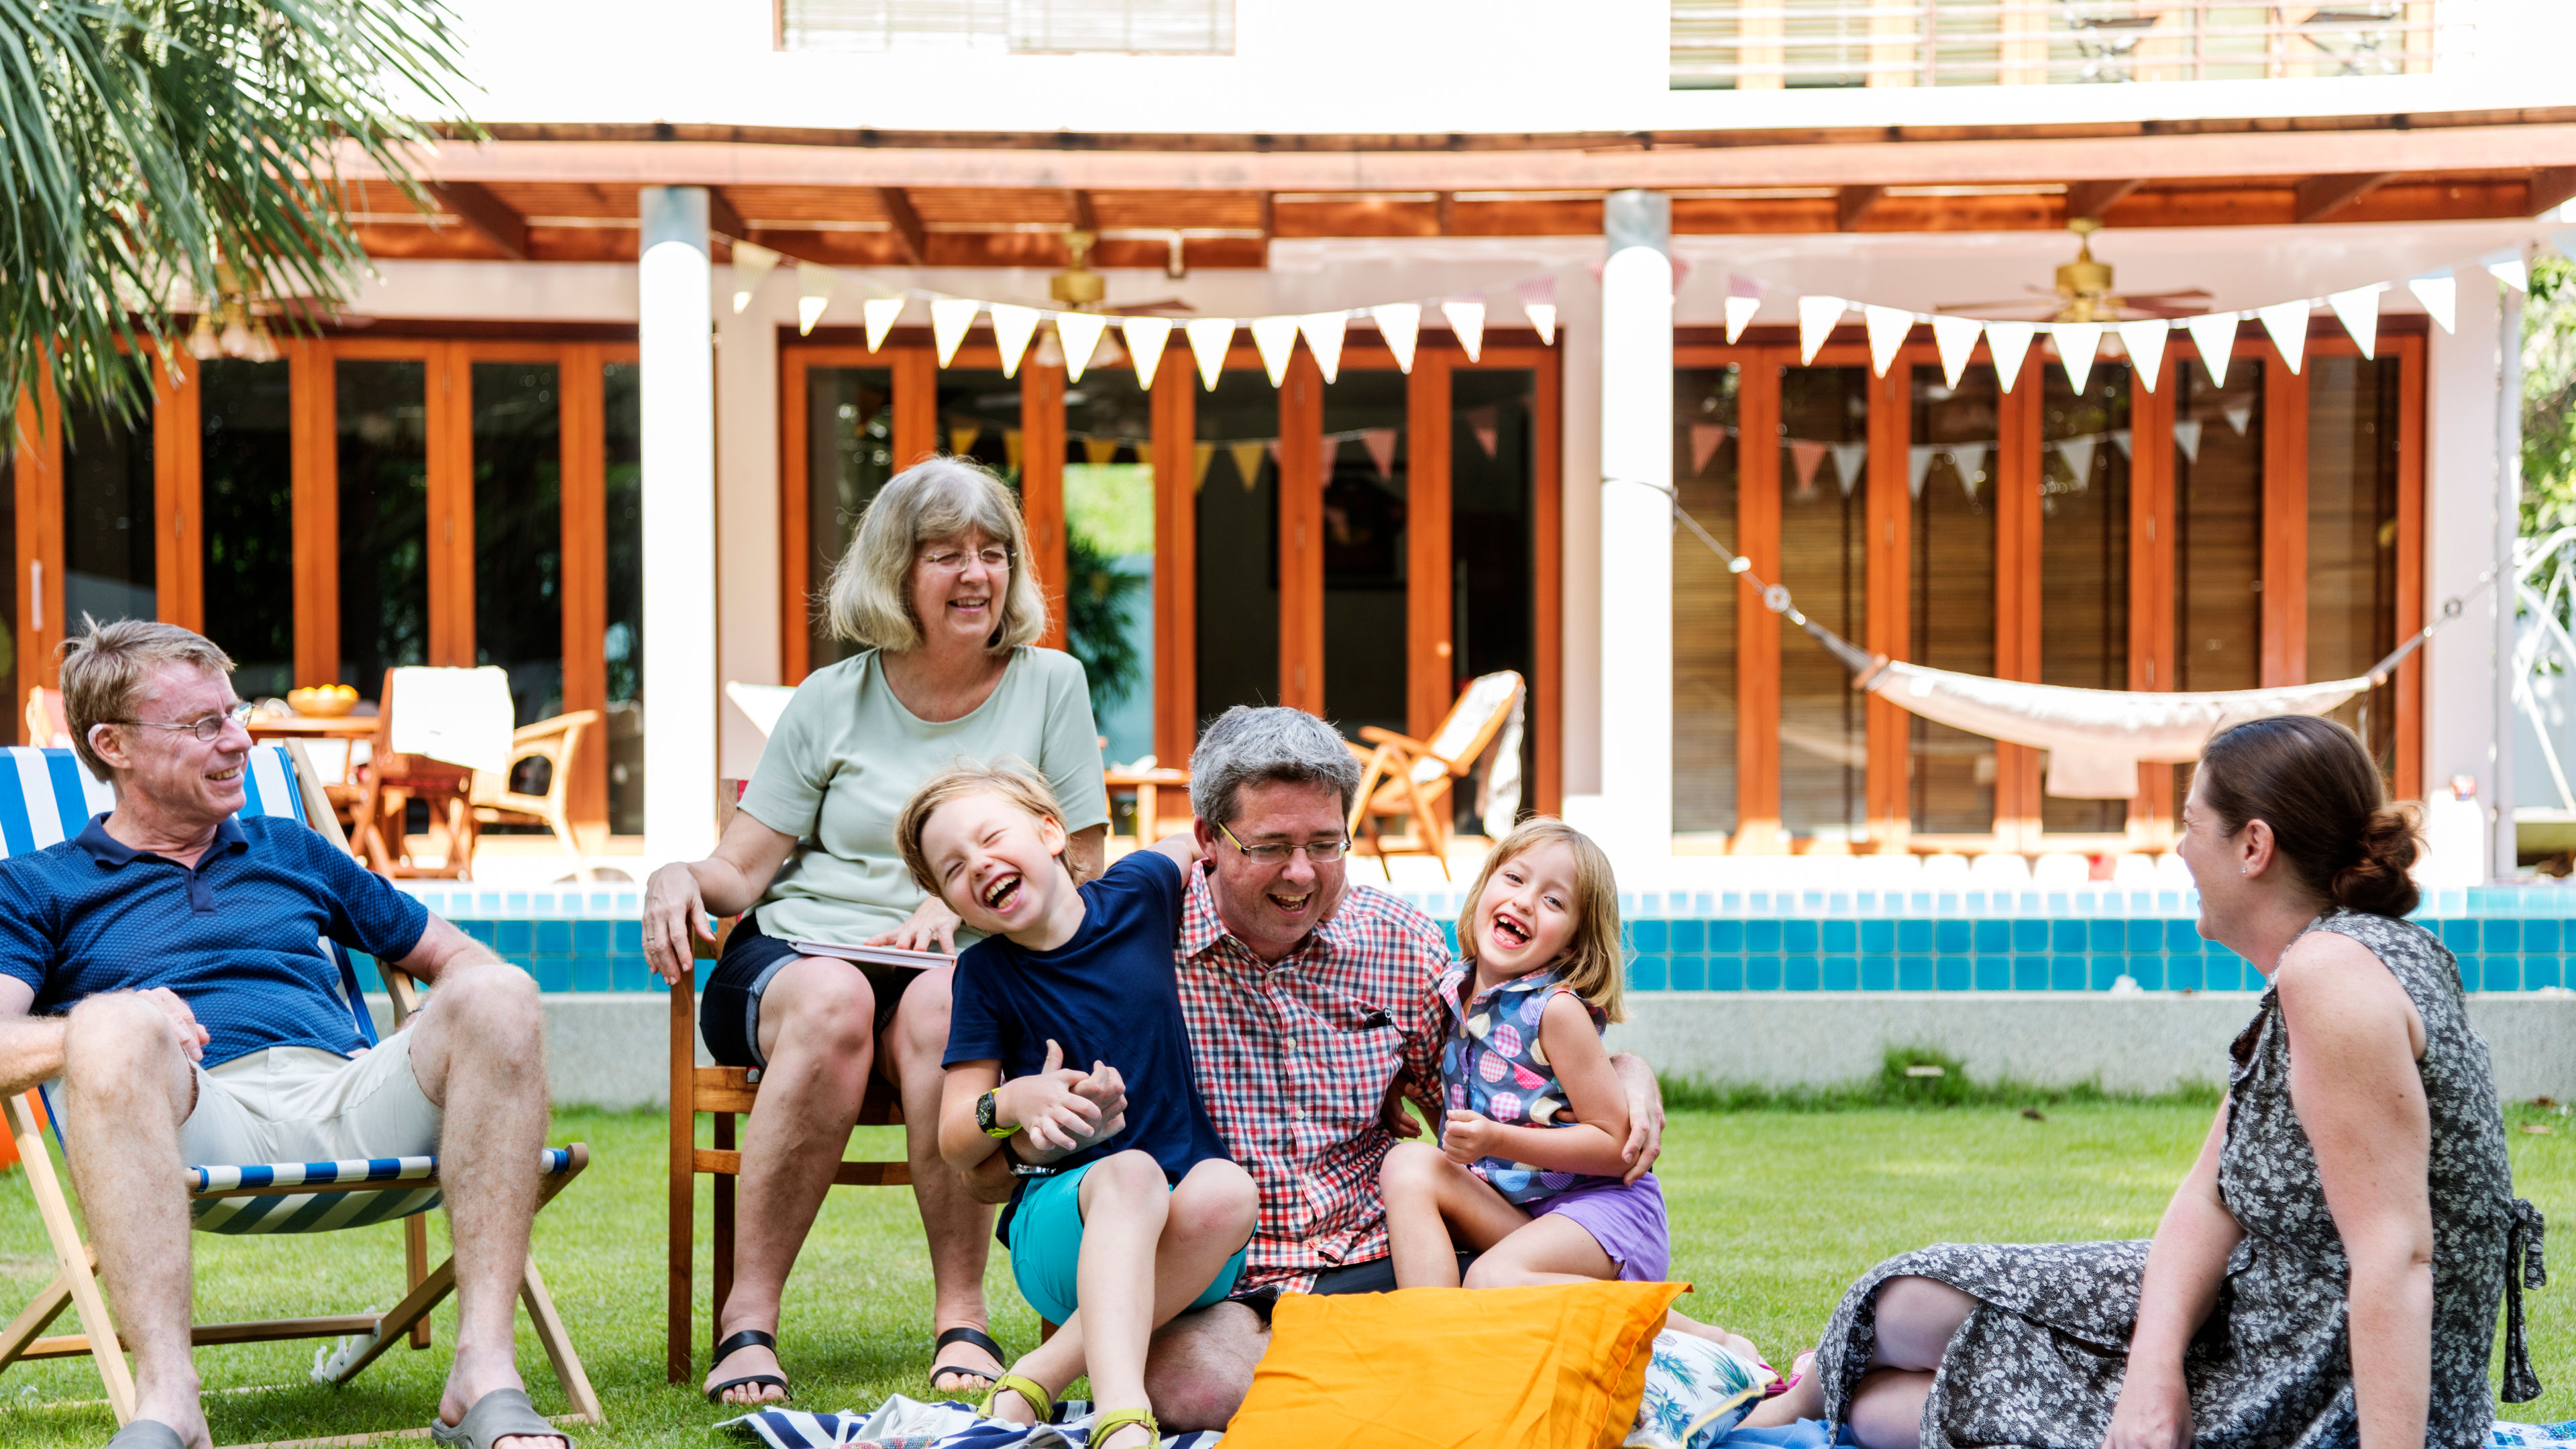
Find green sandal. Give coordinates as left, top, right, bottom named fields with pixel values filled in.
left=977, top=1371, right=1056, bottom=1425
left=1091, top=1407, right=1159, bottom=1447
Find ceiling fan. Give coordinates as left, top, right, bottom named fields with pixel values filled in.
left=1049, top=229, right=1191, bottom=316
left=1935, top=219, right=2211, bottom=323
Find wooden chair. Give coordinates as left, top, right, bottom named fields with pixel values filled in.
left=472, top=710, right=602, bottom=879
left=1345, top=670, right=1525, bottom=879
left=352, top=669, right=482, bottom=880
left=0, top=742, right=603, bottom=1439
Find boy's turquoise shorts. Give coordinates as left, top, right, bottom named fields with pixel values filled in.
left=1006, top=1158, right=1250, bottom=1327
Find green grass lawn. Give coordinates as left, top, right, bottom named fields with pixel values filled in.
left=3, top=1101, right=2569, bottom=1446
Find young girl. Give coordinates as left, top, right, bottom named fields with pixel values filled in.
left=1379, top=818, right=1763, bottom=1362
left=902, top=762, right=1254, bottom=1449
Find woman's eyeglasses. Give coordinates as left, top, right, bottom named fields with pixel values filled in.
left=920, top=547, right=1013, bottom=574
left=1216, top=820, right=1350, bottom=865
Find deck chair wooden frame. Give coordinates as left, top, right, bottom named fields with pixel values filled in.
left=0, top=743, right=604, bottom=1440
left=472, top=710, right=602, bottom=881
left=1345, top=670, right=1525, bottom=879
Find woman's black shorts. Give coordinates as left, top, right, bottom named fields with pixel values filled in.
left=698, top=912, right=930, bottom=1069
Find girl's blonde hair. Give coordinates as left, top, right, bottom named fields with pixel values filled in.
left=823, top=455, right=1048, bottom=654
left=1456, top=816, right=1625, bottom=1022
left=895, top=759, right=1072, bottom=900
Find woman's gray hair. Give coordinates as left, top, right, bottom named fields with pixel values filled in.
left=822, top=455, right=1048, bottom=653
left=1189, top=706, right=1362, bottom=829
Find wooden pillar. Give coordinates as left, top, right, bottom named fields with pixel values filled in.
left=2128, top=362, right=2179, bottom=843
left=559, top=344, right=610, bottom=839
left=893, top=349, right=937, bottom=468
left=290, top=340, right=339, bottom=688
left=1277, top=352, right=1325, bottom=715
left=1733, top=352, right=1783, bottom=853
left=2394, top=331, right=2426, bottom=801
left=1864, top=355, right=1911, bottom=852
left=1532, top=351, right=1562, bottom=817
left=1150, top=356, right=1197, bottom=764
left=14, top=379, right=63, bottom=694
left=154, top=354, right=203, bottom=633
left=425, top=343, right=476, bottom=668
left=1405, top=352, right=1453, bottom=742
left=1020, top=361, right=1067, bottom=650
left=1992, top=375, right=2044, bottom=850
left=2261, top=350, right=2310, bottom=688
left=778, top=348, right=812, bottom=683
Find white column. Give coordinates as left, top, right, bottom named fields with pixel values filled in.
left=2493, top=282, right=2524, bottom=877
left=716, top=280, right=782, bottom=782
left=1595, top=191, right=1674, bottom=857
left=1558, top=268, right=1605, bottom=803
left=2424, top=279, right=2502, bottom=877
left=639, top=186, right=719, bottom=865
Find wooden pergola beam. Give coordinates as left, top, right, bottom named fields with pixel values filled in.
left=1836, top=184, right=1887, bottom=231
left=2531, top=166, right=2576, bottom=217
left=2063, top=177, right=2141, bottom=219
left=2294, top=172, right=2396, bottom=223
left=1066, top=188, right=1099, bottom=230
left=427, top=182, right=527, bottom=259
left=877, top=186, right=927, bottom=264
left=706, top=186, right=747, bottom=240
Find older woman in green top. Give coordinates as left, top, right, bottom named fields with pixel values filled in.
left=642, top=458, right=1110, bottom=1406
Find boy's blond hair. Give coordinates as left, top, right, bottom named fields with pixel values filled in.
left=896, top=760, right=1073, bottom=901
left=1455, top=816, right=1625, bottom=1023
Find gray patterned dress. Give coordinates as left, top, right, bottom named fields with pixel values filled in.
left=1815, top=909, right=2548, bottom=1449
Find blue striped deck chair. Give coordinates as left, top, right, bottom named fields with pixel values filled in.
left=0, top=743, right=602, bottom=1434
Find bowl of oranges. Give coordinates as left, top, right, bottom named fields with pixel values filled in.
left=285, top=684, right=361, bottom=718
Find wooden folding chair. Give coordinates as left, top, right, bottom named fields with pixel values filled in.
left=0, top=743, right=604, bottom=1437
left=1345, top=670, right=1525, bottom=879
left=472, top=710, right=602, bottom=879
left=352, top=669, right=482, bottom=880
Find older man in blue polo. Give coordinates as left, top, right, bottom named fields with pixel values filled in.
left=0, top=621, right=566, bottom=1449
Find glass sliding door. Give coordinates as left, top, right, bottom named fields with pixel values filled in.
left=470, top=361, right=565, bottom=729
left=937, top=371, right=1022, bottom=487
left=2308, top=354, right=2401, bottom=773
left=336, top=360, right=430, bottom=696
left=1194, top=371, right=1279, bottom=726
left=2038, top=362, right=2131, bottom=834
left=1453, top=368, right=1538, bottom=832
left=1063, top=370, right=1155, bottom=766
left=2171, top=356, right=2263, bottom=814
left=61, top=403, right=155, bottom=629
left=1320, top=370, right=1408, bottom=739
left=604, top=360, right=645, bottom=836
left=804, top=366, right=894, bottom=672
left=199, top=360, right=295, bottom=698
left=1672, top=366, right=1739, bottom=837
left=1909, top=363, right=1998, bottom=836
left=1781, top=366, right=1868, bottom=846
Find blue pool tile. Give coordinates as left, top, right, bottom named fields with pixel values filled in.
left=1708, top=955, right=1745, bottom=991
left=2484, top=919, right=2521, bottom=953
left=2089, top=955, right=2125, bottom=991
left=1668, top=955, right=1707, bottom=991
left=2011, top=918, right=2048, bottom=953
left=1935, top=892, right=1960, bottom=914
left=2167, top=956, right=2205, bottom=991
left=2525, top=956, right=2563, bottom=990
left=1699, top=918, right=1739, bottom=953
left=460, top=918, right=497, bottom=945
left=1898, top=955, right=1933, bottom=991
left=1974, top=919, right=2010, bottom=953
left=1748, top=919, right=1782, bottom=953
left=1822, top=918, right=1857, bottom=952
left=1632, top=920, right=1669, bottom=953
left=2051, top=918, right=2086, bottom=952
left=2010, top=955, right=2047, bottom=990
left=574, top=920, right=614, bottom=955
left=1974, top=955, right=2012, bottom=991
left=2126, top=919, right=2161, bottom=952
left=1786, top=955, right=1821, bottom=991
left=533, top=919, right=575, bottom=955
left=1824, top=955, right=1859, bottom=990
left=2482, top=955, right=2522, bottom=992
left=1861, top=918, right=1895, bottom=953
left=491, top=920, right=534, bottom=957
left=2438, top=918, right=2479, bottom=951
left=2202, top=953, right=2243, bottom=991
left=2047, top=892, right=2070, bottom=914
left=1802, top=892, right=1824, bottom=912
left=571, top=957, right=610, bottom=992
left=1827, top=893, right=1850, bottom=914
left=2165, top=920, right=2202, bottom=954
left=613, top=920, right=643, bottom=952
left=1910, top=892, right=1932, bottom=912
left=2127, top=955, right=2163, bottom=989
left=1674, top=919, right=1709, bottom=953
left=1859, top=955, right=1894, bottom=990
left=1785, top=919, right=1819, bottom=953
left=1896, top=919, right=1932, bottom=953
left=2088, top=919, right=2123, bottom=952
left=1965, top=892, right=1989, bottom=914
left=1442, top=921, right=1460, bottom=954
left=615, top=959, right=657, bottom=992
left=2526, top=919, right=2563, bottom=953
left=1935, top=919, right=1972, bottom=953
left=1937, top=957, right=1972, bottom=991
left=531, top=959, right=572, bottom=992
left=1747, top=955, right=1783, bottom=991
left=1627, top=957, right=1668, bottom=991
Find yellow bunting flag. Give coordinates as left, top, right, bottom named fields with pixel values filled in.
left=1082, top=436, right=1120, bottom=467
left=1228, top=439, right=1268, bottom=490
left=1193, top=442, right=1215, bottom=492
left=950, top=425, right=981, bottom=458
left=1004, top=429, right=1023, bottom=476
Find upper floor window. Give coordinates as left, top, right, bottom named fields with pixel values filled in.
left=781, top=0, right=1234, bottom=55
left=1671, top=1, right=2450, bottom=91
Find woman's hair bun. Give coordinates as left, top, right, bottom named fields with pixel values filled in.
left=2331, top=800, right=2424, bottom=918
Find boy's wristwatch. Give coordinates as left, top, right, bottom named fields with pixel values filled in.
left=975, top=1088, right=1016, bottom=1138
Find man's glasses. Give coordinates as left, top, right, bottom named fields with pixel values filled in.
left=1216, top=820, right=1350, bottom=865
left=920, top=546, right=1013, bottom=574
left=107, top=703, right=255, bottom=743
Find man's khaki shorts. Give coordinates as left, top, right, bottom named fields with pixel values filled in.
left=171, top=1038, right=442, bottom=1167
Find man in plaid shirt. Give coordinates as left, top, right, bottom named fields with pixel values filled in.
left=1129, top=706, right=1670, bottom=1429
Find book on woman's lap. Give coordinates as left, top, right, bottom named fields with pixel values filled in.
left=787, top=939, right=953, bottom=967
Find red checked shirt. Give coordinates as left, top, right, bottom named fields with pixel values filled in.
left=1175, top=859, right=1448, bottom=1293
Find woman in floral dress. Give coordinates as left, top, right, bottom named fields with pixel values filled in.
left=1754, top=716, right=2544, bottom=1449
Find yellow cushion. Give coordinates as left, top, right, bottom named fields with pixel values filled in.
left=1221, top=1280, right=1685, bottom=1448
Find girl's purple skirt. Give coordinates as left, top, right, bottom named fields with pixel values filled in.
left=1531, top=1171, right=1670, bottom=1282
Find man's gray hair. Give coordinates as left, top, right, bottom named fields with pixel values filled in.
left=1189, top=706, right=1362, bottom=830
left=59, top=618, right=234, bottom=780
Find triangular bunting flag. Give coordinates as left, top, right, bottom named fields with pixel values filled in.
left=2256, top=300, right=2310, bottom=374
left=2116, top=321, right=2168, bottom=391
left=862, top=296, right=905, bottom=353
left=2053, top=323, right=2104, bottom=392
left=1121, top=316, right=1174, bottom=390
left=1442, top=298, right=1486, bottom=362
left=1519, top=278, right=1557, bottom=345
left=1192, top=442, right=1216, bottom=492
left=1250, top=316, right=1300, bottom=387
left=2183, top=313, right=2239, bottom=388
left=1371, top=304, right=1421, bottom=374
left=1863, top=306, right=1913, bottom=378
left=1228, top=439, right=1268, bottom=490
left=1004, top=429, right=1023, bottom=477
left=1789, top=439, right=1829, bottom=494
left=1830, top=440, right=1868, bottom=495
left=990, top=304, right=1040, bottom=379
left=1931, top=315, right=1982, bottom=389
left=2407, top=270, right=2457, bottom=335
left=1185, top=318, right=1234, bottom=391
left=2056, top=435, right=2097, bottom=485
left=949, top=424, right=980, bottom=458
left=731, top=241, right=781, bottom=313
left=1467, top=405, right=1500, bottom=459
left=2108, top=428, right=2133, bottom=457
left=2326, top=284, right=2383, bottom=358
left=1984, top=321, right=2037, bottom=392
left=1908, top=445, right=1938, bottom=498
left=1056, top=312, right=1108, bottom=382
left=1725, top=275, right=1762, bottom=343
left=2172, top=419, right=2204, bottom=463
left=1081, top=436, right=1120, bottom=467
left=2486, top=251, right=2530, bottom=293
left=2222, top=402, right=2253, bottom=437
left=1798, top=296, right=1847, bottom=365
left=796, top=263, right=836, bottom=336
left=1689, top=423, right=1729, bottom=477
left=1361, top=427, right=1398, bottom=479
left=929, top=297, right=979, bottom=367
left=1299, top=313, right=1348, bottom=384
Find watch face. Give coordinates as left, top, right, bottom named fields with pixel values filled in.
left=977, top=1090, right=998, bottom=1132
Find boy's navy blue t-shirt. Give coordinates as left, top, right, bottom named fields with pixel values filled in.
left=944, top=849, right=1229, bottom=1238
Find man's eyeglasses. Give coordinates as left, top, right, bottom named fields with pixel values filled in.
left=920, top=546, right=1013, bottom=574
left=106, top=703, right=255, bottom=743
left=1216, top=820, right=1350, bottom=865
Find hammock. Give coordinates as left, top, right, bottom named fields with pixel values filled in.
left=1646, top=481, right=2485, bottom=800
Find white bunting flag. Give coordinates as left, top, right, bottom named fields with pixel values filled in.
left=796, top=263, right=836, bottom=337
left=2053, top=323, right=2105, bottom=392
left=2256, top=300, right=2310, bottom=374
left=1519, top=278, right=1557, bottom=345
left=1908, top=444, right=1939, bottom=498
left=2487, top=252, right=2530, bottom=293
left=2171, top=419, right=2204, bottom=463
left=2326, top=284, right=2385, bottom=358
left=1984, top=321, right=2037, bottom=392
left=2109, top=428, right=2133, bottom=457
left=1829, top=440, right=1868, bottom=496
left=1798, top=296, right=1847, bottom=365
left=2057, top=435, right=2098, bottom=485
left=1725, top=276, right=1762, bottom=343
left=1184, top=318, right=1234, bottom=391
left=1055, top=312, right=1108, bottom=382
left=862, top=297, right=905, bottom=353
left=2116, top=320, right=2169, bottom=392
left=1298, top=313, right=1348, bottom=384
left=731, top=242, right=781, bottom=314
left=929, top=297, right=979, bottom=367
left=989, top=304, right=1040, bottom=379
left=1120, top=317, right=1173, bottom=390
left=1931, top=315, right=1983, bottom=389
left=1371, top=304, right=1421, bottom=374
left=1250, top=316, right=1300, bottom=387
left=2407, top=270, right=2458, bottom=335
left=1863, top=307, right=1913, bottom=378
left=1442, top=298, right=1487, bottom=362
left=2223, top=402, right=2253, bottom=436
left=2184, top=313, right=2239, bottom=388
